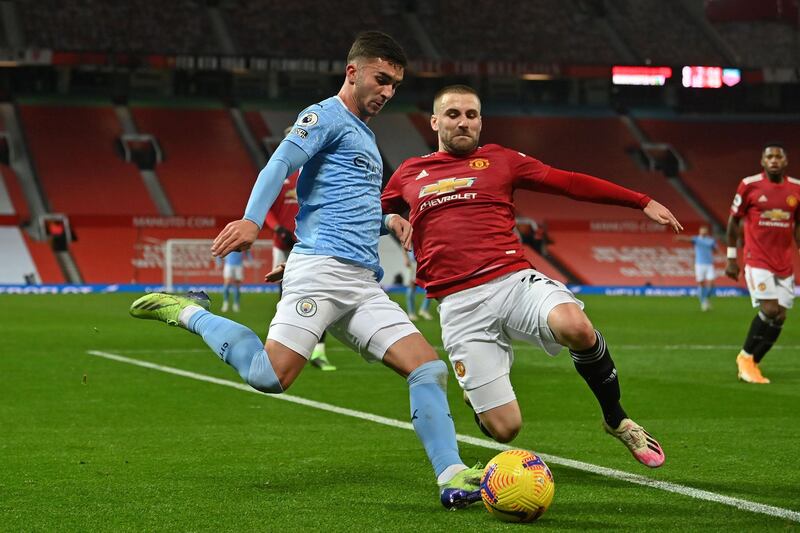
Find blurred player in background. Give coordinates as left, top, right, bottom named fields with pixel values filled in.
left=676, top=225, right=717, bottom=311
left=218, top=250, right=250, bottom=312
left=130, top=33, right=483, bottom=509
left=726, top=143, right=800, bottom=384
left=265, top=130, right=335, bottom=371
left=382, top=84, right=683, bottom=468
left=403, top=248, right=432, bottom=321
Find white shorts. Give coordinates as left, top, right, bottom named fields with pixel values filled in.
left=223, top=264, right=244, bottom=282
left=744, top=265, right=795, bottom=309
left=438, top=268, right=583, bottom=412
left=267, top=254, right=418, bottom=360
left=273, top=247, right=289, bottom=269
left=695, top=263, right=715, bottom=283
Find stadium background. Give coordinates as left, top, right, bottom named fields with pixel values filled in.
left=2, top=2, right=800, bottom=531
left=2, top=0, right=799, bottom=291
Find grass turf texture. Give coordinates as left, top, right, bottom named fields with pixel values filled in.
left=1, top=293, right=798, bottom=531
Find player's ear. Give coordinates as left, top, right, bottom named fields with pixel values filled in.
left=345, top=63, right=358, bottom=84
left=431, top=114, right=439, bottom=132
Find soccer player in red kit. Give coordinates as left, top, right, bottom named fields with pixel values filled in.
left=381, top=85, right=683, bottom=468
left=264, top=167, right=335, bottom=371
left=726, top=143, right=800, bottom=384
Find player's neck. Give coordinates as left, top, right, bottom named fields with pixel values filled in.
left=765, top=171, right=784, bottom=183
left=336, top=87, right=370, bottom=123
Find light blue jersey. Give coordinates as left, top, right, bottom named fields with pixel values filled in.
left=692, top=235, right=716, bottom=265
left=284, top=96, right=385, bottom=279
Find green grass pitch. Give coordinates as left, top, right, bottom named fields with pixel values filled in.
left=1, top=292, right=799, bottom=531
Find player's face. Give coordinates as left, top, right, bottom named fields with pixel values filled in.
left=351, top=58, right=404, bottom=119
left=432, top=93, right=482, bottom=155
left=699, top=225, right=709, bottom=236
left=761, top=147, right=788, bottom=176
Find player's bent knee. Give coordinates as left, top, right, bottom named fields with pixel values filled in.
left=558, top=319, right=596, bottom=351
left=548, top=304, right=595, bottom=349
left=245, top=350, right=285, bottom=394
left=254, top=339, right=309, bottom=392
left=480, top=414, right=522, bottom=443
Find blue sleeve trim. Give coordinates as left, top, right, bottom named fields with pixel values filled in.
left=243, top=141, right=310, bottom=228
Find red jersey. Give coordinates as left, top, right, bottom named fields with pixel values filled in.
left=382, top=144, right=651, bottom=298
left=264, top=170, right=299, bottom=251
left=729, top=172, right=800, bottom=277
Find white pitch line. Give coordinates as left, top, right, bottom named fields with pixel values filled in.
left=87, top=350, right=800, bottom=523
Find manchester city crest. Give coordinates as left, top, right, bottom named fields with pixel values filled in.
left=296, top=297, right=318, bottom=317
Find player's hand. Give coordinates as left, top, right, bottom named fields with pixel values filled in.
left=724, top=260, right=740, bottom=281
left=212, top=219, right=259, bottom=257
left=387, top=214, right=413, bottom=251
left=265, top=262, right=286, bottom=283
left=643, top=200, right=683, bottom=233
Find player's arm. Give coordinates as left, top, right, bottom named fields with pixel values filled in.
left=212, top=141, right=309, bottom=257
left=381, top=165, right=413, bottom=250
left=725, top=215, right=742, bottom=280
left=725, top=182, right=749, bottom=280
left=522, top=165, right=683, bottom=233
left=795, top=219, right=800, bottom=253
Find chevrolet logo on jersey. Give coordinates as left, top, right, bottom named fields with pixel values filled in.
left=419, top=177, right=476, bottom=197
left=761, top=209, right=790, bottom=221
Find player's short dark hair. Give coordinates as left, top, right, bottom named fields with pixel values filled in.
left=762, top=142, right=786, bottom=154
left=432, top=84, right=480, bottom=113
left=347, top=31, right=407, bottom=68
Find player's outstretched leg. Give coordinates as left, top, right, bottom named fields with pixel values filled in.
left=129, top=292, right=284, bottom=394
left=570, top=329, right=665, bottom=468
left=404, top=358, right=482, bottom=508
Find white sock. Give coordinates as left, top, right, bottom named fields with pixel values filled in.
left=437, top=463, right=468, bottom=485
left=178, top=305, right=205, bottom=328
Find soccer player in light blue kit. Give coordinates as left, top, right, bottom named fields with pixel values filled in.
left=677, top=225, right=717, bottom=311
left=404, top=248, right=432, bottom=321
left=218, top=250, right=249, bottom=312
left=129, top=31, right=482, bottom=509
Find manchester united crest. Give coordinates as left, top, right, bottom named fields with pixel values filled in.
left=454, top=361, right=466, bottom=378
left=468, top=158, right=490, bottom=170
left=787, top=195, right=798, bottom=208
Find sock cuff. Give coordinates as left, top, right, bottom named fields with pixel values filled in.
left=183, top=306, right=208, bottom=331
left=407, top=359, right=448, bottom=388
left=570, top=330, right=606, bottom=364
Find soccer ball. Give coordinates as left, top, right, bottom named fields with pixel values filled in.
left=480, top=449, right=555, bottom=522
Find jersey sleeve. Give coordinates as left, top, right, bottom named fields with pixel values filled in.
left=521, top=165, right=650, bottom=209
left=381, top=162, right=410, bottom=215
left=509, top=150, right=552, bottom=188
left=284, top=105, right=338, bottom=159
left=729, top=180, right=749, bottom=219
left=264, top=186, right=284, bottom=230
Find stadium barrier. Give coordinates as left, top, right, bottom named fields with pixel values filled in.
left=0, top=283, right=759, bottom=297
